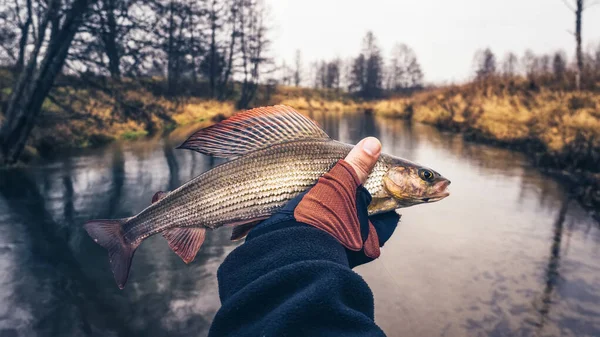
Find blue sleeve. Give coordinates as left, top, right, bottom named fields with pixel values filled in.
left=208, top=219, right=386, bottom=337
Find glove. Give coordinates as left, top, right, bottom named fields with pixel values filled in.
left=249, top=159, right=400, bottom=268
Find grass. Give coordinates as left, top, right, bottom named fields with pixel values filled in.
left=171, top=99, right=235, bottom=125
left=0, top=73, right=240, bottom=156
left=120, top=130, right=149, bottom=140
left=273, top=86, right=365, bottom=113
left=0, top=74, right=362, bottom=158
left=373, top=83, right=600, bottom=171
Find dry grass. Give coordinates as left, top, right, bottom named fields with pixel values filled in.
left=371, top=84, right=600, bottom=212
left=22, top=80, right=235, bottom=153
left=171, top=99, right=235, bottom=125
left=373, top=85, right=600, bottom=168
left=371, top=98, right=412, bottom=118
left=272, top=86, right=364, bottom=113
left=10, top=82, right=360, bottom=155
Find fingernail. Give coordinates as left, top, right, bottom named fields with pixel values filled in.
left=362, top=137, right=381, bottom=156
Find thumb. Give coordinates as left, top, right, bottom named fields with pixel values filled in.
left=344, top=137, right=382, bottom=184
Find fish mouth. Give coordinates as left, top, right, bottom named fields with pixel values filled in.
left=420, top=192, right=450, bottom=203
left=421, top=179, right=451, bottom=203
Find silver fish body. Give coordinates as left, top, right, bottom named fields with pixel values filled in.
left=124, top=139, right=409, bottom=245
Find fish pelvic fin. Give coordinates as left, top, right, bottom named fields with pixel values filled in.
left=177, top=105, right=330, bottom=158
left=162, top=227, right=206, bottom=264
left=152, top=192, right=207, bottom=263
left=230, top=220, right=263, bottom=241
left=83, top=218, right=138, bottom=290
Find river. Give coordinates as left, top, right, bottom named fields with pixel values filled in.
left=0, top=112, right=598, bottom=337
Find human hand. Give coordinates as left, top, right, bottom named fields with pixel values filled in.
left=294, top=137, right=400, bottom=267
left=252, top=137, right=401, bottom=267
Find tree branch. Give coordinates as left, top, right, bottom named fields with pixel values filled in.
left=13, top=0, right=24, bottom=28
left=0, top=44, right=17, bottom=61
left=584, top=0, right=600, bottom=9
left=561, top=0, right=576, bottom=12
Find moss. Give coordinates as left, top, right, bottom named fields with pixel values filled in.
left=120, top=130, right=149, bottom=140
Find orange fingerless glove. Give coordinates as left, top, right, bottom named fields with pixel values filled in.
left=294, top=160, right=382, bottom=259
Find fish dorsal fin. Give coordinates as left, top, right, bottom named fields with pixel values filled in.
left=177, top=105, right=330, bottom=158
left=152, top=191, right=169, bottom=203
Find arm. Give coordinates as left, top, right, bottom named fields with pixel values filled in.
left=209, top=221, right=385, bottom=337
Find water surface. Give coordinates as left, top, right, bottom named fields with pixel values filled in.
left=0, top=113, right=598, bottom=337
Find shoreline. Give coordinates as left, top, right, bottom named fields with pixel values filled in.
left=367, top=86, right=599, bottom=221
left=1, top=80, right=598, bottom=220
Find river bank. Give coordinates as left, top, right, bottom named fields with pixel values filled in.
left=1, top=73, right=598, bottom=218
left=0, top=71, right=362, bottom=161
left=369, top=82, right=600, bottom=219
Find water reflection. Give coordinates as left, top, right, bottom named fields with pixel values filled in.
left=0, top=114, right=598, bottom=337
left=534, top=199, right=569, bottom=331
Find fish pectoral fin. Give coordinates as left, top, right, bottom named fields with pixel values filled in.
left=162, top=227, right=206, bottom=264
left=230, top=220, right=263, bottom=241
left=177, top=105, right=330, bottom=158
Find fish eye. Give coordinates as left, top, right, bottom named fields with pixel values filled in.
left=418, top=169, right=435, bottom=182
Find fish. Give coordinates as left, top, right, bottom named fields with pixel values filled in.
left=84, top=105, right=451, bottom=289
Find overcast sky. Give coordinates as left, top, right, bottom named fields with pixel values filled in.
left=266, top=0, right=600, bottom=84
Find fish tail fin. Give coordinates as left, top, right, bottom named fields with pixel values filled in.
left=83, top=218, right=137, bottom=289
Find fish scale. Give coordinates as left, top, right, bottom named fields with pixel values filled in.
left=122, top=140, right=389, bottom=244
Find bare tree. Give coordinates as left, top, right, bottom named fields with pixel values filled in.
left=349, top=53, right=365, bottom=94
left=319, top=59, right=340, bottom=90
left=317, top=60, right=326, bottom=88
left=69, top=0, right=149, bottom=80
left=474, top=48, right=496, bottom=79
left=14, top=0, right=33, bottom=72
left=561, top=0, right=598, bottom=89
left=339, top=57, right=352, bottom=92
left=279, top=60, right=292, bottom=85
left=217, top=0, right=241, bottom=100
left=552, top=50, right=568, bottom=81
left=237, top=0, right=271, bottom=108
left=594, top=43, right=600, bottom=80
left=147, top=0, right=201, bottom=95
left=522, top=49, right=538, bottom=81
left=293, top=49, right=302, bottom=87
left=574, top=0, right=583, bottom=89
left=538, top=54, right=551, bottom=75
left=388, top=43, right=423, bottom=91
left=0, top=0, right=36, bottom=72
left=206, top=0, right=224, bottom=96
left=0, top=0, right=95, bottom=164
left=349, top=31, right=383, bottom=99
left=501, top=52, right=519, bottom=76
left=308, top=60, right=319, bottom=89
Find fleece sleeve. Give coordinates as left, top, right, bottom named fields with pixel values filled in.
left=208, top=220, right=386, bottom=337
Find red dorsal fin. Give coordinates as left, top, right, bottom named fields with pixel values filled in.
left=177, top=105, right=330, bottom=158
left=162, top=227, right=206, bottom=264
